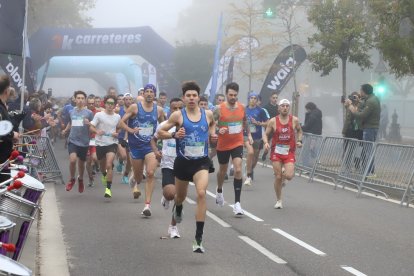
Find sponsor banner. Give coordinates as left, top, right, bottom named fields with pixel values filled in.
left=0, top=0, right=26, bottom=55
left=0, top=54, right=35, bottom=92
left=259, top=45, right=306, bottom=105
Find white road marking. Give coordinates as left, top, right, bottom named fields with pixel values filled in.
left=229, top=205, right=264, bottom=222
left=206, top=211, right=231, bottom=227
left=272, top=228, right=326, bottom=256
left=206, top=189, right=216, bottom=198
left=341, top=266, right=367, bottom=276
left=239, top=236, right=287, bottom=264
left=185, top=197, right=196, bottom=204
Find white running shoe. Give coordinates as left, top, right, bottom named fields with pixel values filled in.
left=274, top=200, right=283, bottom=209
left=215, top=190, right=224, bottom=207
left=244, top=177, right=252, bottom=186
left=141, top=205, right=151, bottom=217
left=161, top=196, right=170, bottom=210
left=168, top=225, right=181, bottom=239
left=233, top=202, right=244, bottom=216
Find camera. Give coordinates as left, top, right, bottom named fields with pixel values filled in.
left=348, top=95, right=358, bottom=102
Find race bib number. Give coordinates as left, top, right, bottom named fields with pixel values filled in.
left=249, top=124, right=257, bottom=133
left=139, top=126, right=153, bottom=136
left=72, top=119, right=83, bottom=127
left=228, top=122, right=242, bottom=134
left=184, top=142, right=205, bottom=157
left=89, top=139, right=96, bottom=146
left=165, top=141, right=176, bottom=157
left=275, top=144, right=290, bottom=155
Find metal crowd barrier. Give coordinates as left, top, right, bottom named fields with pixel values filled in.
left=295, top=133, right=324, bottom=176
left=363, top=143, right=414, bottom=206
left=308, top=136, right=345, bottom=183
left=21, top=135, right=64, bottom=185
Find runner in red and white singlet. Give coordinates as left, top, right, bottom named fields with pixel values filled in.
left=263, top=99, right=303, bottom=209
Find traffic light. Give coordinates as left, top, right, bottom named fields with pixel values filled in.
left=263, top=0, right=277, bottom=19
left=374, top=76, right=387, bottom=97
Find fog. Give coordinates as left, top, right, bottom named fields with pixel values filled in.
left=66, top=1, right=414, bottom=138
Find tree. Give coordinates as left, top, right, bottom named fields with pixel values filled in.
left=307, top=0, right=373, bottom=118
left=225, top=0, right=279, bottom=92
left=173, top=41, right=215, bottom=96
left=28, top=0, right=95, bottom=35
left=368, top=0, right=414, bottom=77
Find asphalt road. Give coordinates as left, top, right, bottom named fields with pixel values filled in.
left=49, top=139, right=414, bottom=276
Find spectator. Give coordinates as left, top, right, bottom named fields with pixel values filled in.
left=342, top=92, right=363, bottom=140
left=302, top=102, right=322, bottom=135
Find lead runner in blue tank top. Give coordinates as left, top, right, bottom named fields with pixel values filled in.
left=118, top=84, right=165, bottom=217
left=157, top=81, right=217, bottom=253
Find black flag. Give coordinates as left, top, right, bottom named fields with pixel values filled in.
left=0, top=54, right=35, bottom=93
left=0, top=0, right=26, bottom=55
left=260, top=45, right=306, bottom=105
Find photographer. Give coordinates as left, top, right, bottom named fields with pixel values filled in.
left=342, top=92, right=363, bottom=140
left=345, top=84, right=380, bottom=142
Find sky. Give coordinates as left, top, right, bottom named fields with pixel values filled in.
left=87, top=0, right=193, bottom=43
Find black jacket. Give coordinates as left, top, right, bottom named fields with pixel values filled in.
left=0, top=100, right=14, bottom=163
left=263, top=103, right=279, bottom=118
left=302, top=108, right=322, bottom=135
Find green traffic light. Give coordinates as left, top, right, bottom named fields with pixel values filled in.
left=264, top=7, right=275, bottom=18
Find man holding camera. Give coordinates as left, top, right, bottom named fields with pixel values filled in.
left=342, top=92, right=363, bottom=140
left=345, top=84, right=381, bottom=143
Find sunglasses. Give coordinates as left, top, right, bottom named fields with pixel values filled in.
left=106, top=101, right=115, bottom=105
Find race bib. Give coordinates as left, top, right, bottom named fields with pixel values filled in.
left=249, top=124, right=257, bottom=133
left=89, top=138, right=96, bottom=146
left=165, top=141, right=176, bottom=157
left=184, top=142, right=205, bottom=157
left=139, top=126, right=153, bottom=136
left=228, top=122, right=242, bottom=134
left=275, top=144, right=290, bottom=155
left=72, top=119, right=83, bottom=127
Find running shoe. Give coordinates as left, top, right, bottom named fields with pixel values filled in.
left=101, top=175, right=107, bottom=187
left=104, top=188, right=112, bottom=198
left=121, top=175, right=129, bottom=185
left=192, top=240, right=205, bottom=253
left=133, top=186, right=141, bottom=199
left=215, top=190, right=224, bottom=207
left=161, top=196, right=170, bottom=210
left=141, top=205, right=151, bottom=217
left=65, top=178, right=75, bottom=192
left=168, top=225, right=181, bottom=239
left=274, top=200, right=283, bottom=209
left=244, top=177, right=252, bottom=186
left=172, top=204, right=183, bottom=223
left=78, top=177, right=84, bottom=193
left=233, top=202, right=244, bottom=216
left=88, top=177, right=94, bottom=187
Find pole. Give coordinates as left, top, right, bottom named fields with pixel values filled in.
left=287, top=7, right=298, bottom=116
left=20, top=0, right=28, bottom=111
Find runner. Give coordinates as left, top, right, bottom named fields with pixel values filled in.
left=244, top=92, right=269, bottom=186
left=90, top=95, right=121, bottom=198
left=151, top=97, right=184, bottom=239
left=119, top=84, right=165, bottom=216
left=118, top=93, right=133, bottom=184
left=85, top=95, right=98, bottom=187
left=62, top=91, right=94, bottom=193
left=214, top=82, right=252, bottom=216
left=157, top=81, right=217, bottom=253
left=263, top=99, right=303, bottom=209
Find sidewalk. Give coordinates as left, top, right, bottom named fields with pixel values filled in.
left=19, top=181, right=70, bottom=276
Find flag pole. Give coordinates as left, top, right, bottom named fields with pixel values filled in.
left=20, top=0, right=28, bottom=111
left=209, top=12, right=223, bottom=103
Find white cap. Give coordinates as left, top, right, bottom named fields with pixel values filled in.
left=279, top=99, right=291, bottom=105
